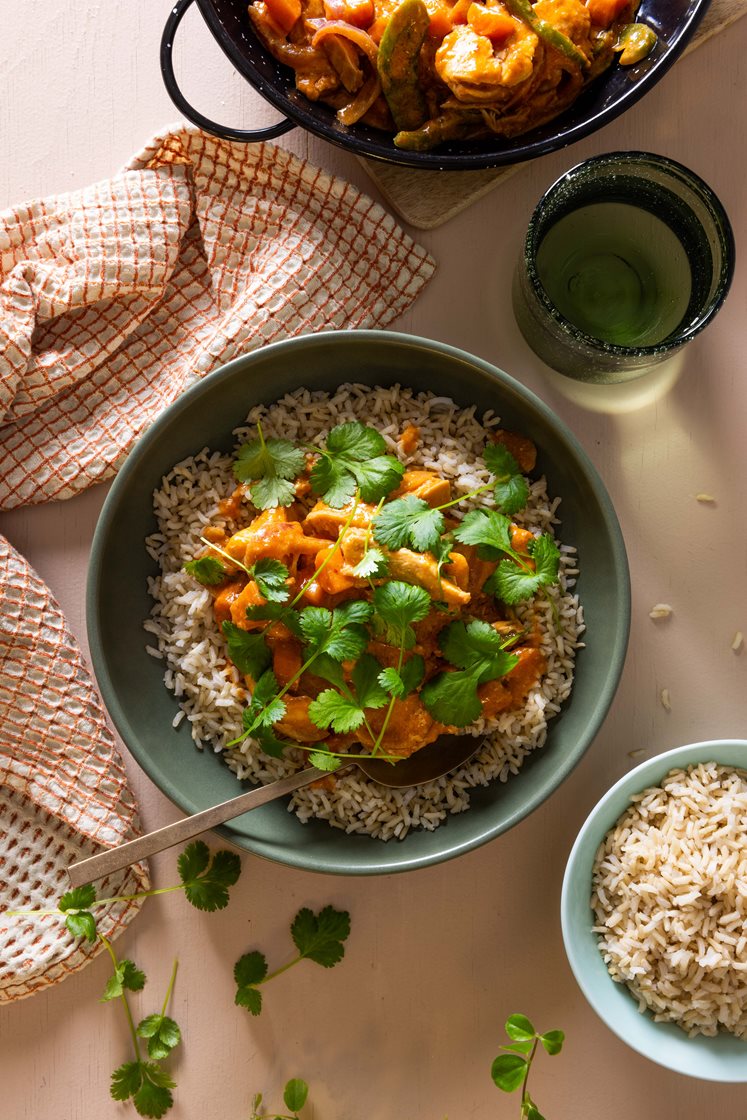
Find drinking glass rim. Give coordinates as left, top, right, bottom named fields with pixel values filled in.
left=523, top=150, right=736, bottom=358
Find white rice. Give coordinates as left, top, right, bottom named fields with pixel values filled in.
left=591, top=761, right=747, bottom=1038
left=144, top=383, right=584, bottom=840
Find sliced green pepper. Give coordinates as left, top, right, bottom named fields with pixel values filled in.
left=504, top=0, right=589, bottom=69
left=615, top=23, right=657, bottom=65
left=394, top=111, right=486, bottom=152
left=377, top=0, right=430, bottom=132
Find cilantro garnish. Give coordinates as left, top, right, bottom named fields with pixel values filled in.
left=233, top=423, right=306, bottom=509
left=136, top=1013, right=182, bottom=1062
left=221, top=621, right=272, bottom=678
left=421, top=621, right=520, bottom=726
left=101, top=959, right=147, bottom=1002
left=484, top=442, right=530, bottom=516
left=309, top=422, right=404, bottom=507
left=371, top=580, right=430, bottom=649
left=183, top=556, right=226, bottom=586
left=176, top=839, right=242, bottom=911
left=308, top=652, right=388, bottom=734
left=59, top=883, right=98, bottom=942
left=378, top=654, right=425, bottom=699
left=234, top=906, right=351, bottom=1018
left=298, top=600, right=373, bottom=661
left=110, top=1061, right=176, bottom=1119
left=453, top=509, right=560, bottom=605
left=372, top=493, right=444, bottom=553
left=485, top=535, right=561, bottom=605
left=352, top=546, right=388, bottom=580
left=251, top=558, right=291, bottom=602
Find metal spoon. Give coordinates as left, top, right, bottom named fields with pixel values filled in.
left=67, top=733, right=479, bottom=887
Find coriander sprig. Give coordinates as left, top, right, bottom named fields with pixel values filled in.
left=308, top=421, right=405, bottom=507
left=233, top=422, right=306, bottom=509
left=105, top=941, right=180, bottom=1120
left=234, top=905, right=351, bottom=1016
left=491, top=1013, right=565, bottom=1120
left=453, top=509, right=560, bottom=605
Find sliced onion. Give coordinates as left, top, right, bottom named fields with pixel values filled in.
left=337, top=72, right=382, bottom=124
left=309, top=19, right=379, bottom=66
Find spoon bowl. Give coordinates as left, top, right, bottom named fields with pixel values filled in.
left=68, top=734, right=479, bottom=887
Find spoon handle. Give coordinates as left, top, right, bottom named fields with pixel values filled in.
left=67, top=765, right=333, bottom=888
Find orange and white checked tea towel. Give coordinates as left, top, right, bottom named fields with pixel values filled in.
left=0, top=126, right=436, bottom=999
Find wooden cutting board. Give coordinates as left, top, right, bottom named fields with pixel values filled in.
left=358, top=0, right=746, bottom=229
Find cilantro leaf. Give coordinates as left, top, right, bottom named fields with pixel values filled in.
left=421, top=621, right=520, bottom=726
left=420, top=668, right=483, bottom=725
left=59, top=884, right=96, bottom=912
left=291, top=905, right=351, bottom=967
left=372, top=495, right=444, bottom=553
left=111, top=1061, right=143, bottom=1102
left=244, top=602, right=303, bottom=636
left=221, top=621, right=272, bottom=678
left=243, top=669, right=286, bottom=730
left=308, top=690, right=367, bottom=734
left=351, top=653, right=389, bottom=710
left=102, top=959, right=147, bottom=1002
left=59, top=884, right=98, bottom=942
left=308, top=750, right=345, bottom=772
left=453, top=508, right=513, bottom=556
left=65, top=910, right=98, bottom=942
left=378, top=654, right=425, bottom=698
left=484, top=442, right=529, bottom=516
left=183, top=556, right=226, bottom=585
left=298, top=602, right=372, bottom=662
left=439, top=620, right=520, bottom=681
left=177, top=841, right=242, bottom=912
left=136, top=1014, right=182, bottom=1061
left=234, top=951, right=268, bottom=1015
left=371, top=581, right=430, bottom=649
left=132, top=1065, right=176, bottom=1119
left=250, top=558, right=290, bottom=603
left=352, top=546, right=388, bottom=580
left=486, top=534, right=560, bottom=604
left=233, top=429, right=305, bottom=510
left=309, top=422, right=404, bottom=507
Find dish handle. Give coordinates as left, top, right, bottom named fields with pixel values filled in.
left=160, top=0, right=297, bottom=143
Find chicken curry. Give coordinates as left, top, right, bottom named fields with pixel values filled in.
left=185, top=419, right=560, bottom=769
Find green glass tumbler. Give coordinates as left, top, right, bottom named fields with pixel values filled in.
left=512, top=152, right=735, bottom=384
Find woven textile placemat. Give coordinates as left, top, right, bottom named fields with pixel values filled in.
left=0, top=126, right=435, bottom=1000
left=359, top=0, right=746, bottom=229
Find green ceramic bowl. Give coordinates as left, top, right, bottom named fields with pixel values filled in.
left=87, top=330, right=630, bottom=874
left=561, top=739, right=747, bottom=1081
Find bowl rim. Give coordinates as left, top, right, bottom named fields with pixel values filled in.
left=560, top=738, right=747, bottom=1080
left=190, top=0, right=711, bottom=170
left=87, top=329, right=631, bottom=873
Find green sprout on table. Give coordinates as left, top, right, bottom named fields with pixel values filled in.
left=491, top=1014, right=565, bottom=1120
left=251, top=1078, right=311, bottom=1120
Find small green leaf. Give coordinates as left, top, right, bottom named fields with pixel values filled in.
left=179, top=843, right=242, bottom=912
left=111, top=1061, right=143, bottom=1102
left=177, top=840, right=210, bottom=884
left=65, top=910, right=97, bottom=942
left=251, top=558, right=291, bottom=603
left=291, top=905, right=351, bottom=967
left=539, top=1029, right=564, bottom=1056
left=491, top=1053, right=527, bottom=1093
left=59, top=884, right=96, bottom=912
left=234, top=950, right=268, bottom=1016
left=283, top=1078, right=309, bottom=1112
left=506, top=1013, right=536, bottom=1041
left=525, top=1105, right=546, bottom=1120
left=102, top=959, right=146, bottom=1001
left=183, top=556, right=226, bottom=586
left=234, top=432, right=305, bottom=510
left=501, top=1040, right=534, bottom=1055
left=133, top=1063, right=176, bottom=1119
left=308, top=690, right=366, bottom=734
left=352, top=547, right=388, bottom=579
left=307, top=750, right=344, bottom=772
left=371, top=580, right=430, bottom=649
left=373, top=494, right=444, bottom=553
left=484, top=442, right=529, bottom=516
left=137, top=1014, right=182, bottom=1061
left=221, top=621, right=272, bottom=679
left=378, top=653, right=425, bottom=699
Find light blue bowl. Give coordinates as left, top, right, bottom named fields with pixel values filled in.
left=561, top=739, right=747, bottom=1081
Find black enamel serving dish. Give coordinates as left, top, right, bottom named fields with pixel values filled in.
left=161, top=0, right=709, bottom=170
